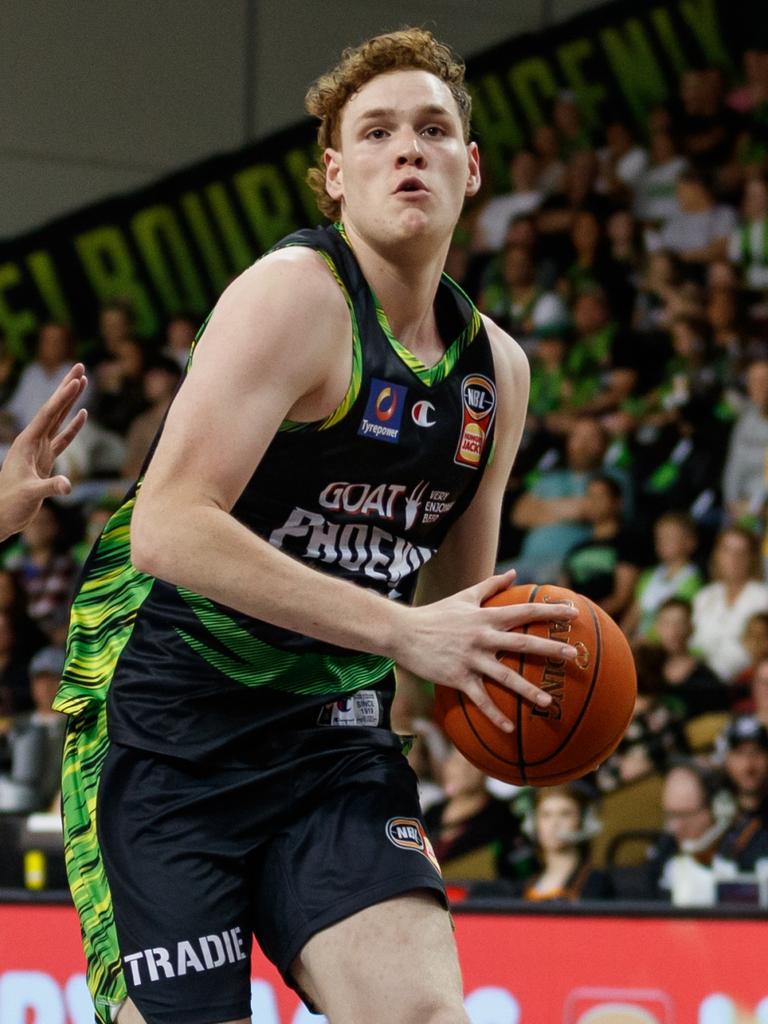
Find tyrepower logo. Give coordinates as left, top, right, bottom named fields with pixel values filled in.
left=357, top=378, right=407, bottom=444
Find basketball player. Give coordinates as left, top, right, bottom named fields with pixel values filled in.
left=55, top=30, right=580, bottom=1024
left=0, top=362, right=86, bottom=540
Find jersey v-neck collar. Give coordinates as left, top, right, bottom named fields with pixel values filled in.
left=334, top=223, right=482, bottom=388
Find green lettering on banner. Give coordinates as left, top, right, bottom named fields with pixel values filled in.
left=284, top=146, right=324, bottom=225
left=469, top=74, right=524, bottom=187
left=509, top=57, right=559, bottom=130
left=0, top=263, right=37, bottom=359
left=557, top=38, right=606, bottom=131
left=234, top=164, right=299, bottom=250
left=650, top=6, right=688, bottom=76
left=181, top=191, right=232, bottom=293
left=74, top=225, right=158, bottom=337
left=26, top=250, right=72, bottom=324
left=680, top=0, right=734, bottom=70
left=205, top=182, right=254, bottom=271
left=132, top=205, right=208, bottom=316
left=600, top=20, right=669, bottom=125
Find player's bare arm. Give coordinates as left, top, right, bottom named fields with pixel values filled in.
left=395, top=321, right=578, bottom=732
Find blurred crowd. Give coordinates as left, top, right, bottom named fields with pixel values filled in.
left=4, top=53, right=768, bottom=906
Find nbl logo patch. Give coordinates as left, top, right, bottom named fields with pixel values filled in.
left=454, top=373, right=496, bottom=468
left=358, top=378, right=408, bottom=444
left=386, top=817, right=442, bottom=874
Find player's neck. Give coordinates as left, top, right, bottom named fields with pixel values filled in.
left=342, top=220, right=450, bottom=360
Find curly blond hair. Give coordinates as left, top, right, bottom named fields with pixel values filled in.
left=304, top=28, right=472, bottom=220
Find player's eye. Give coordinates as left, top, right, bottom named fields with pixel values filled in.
left=421, top=125, right=447, bottom=137
left=365, top=128, right=389, bottom=140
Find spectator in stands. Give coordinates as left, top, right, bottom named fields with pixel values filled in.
left=508, top=783, right=611, bottom=900
left=677, top=68, right=740, bottom=173
left=735, top=655, right=768, bottom=725
left=552, top=91, right=591, bottom=158
left=722, top=359, right=768, bottom=526
left=509, top=416, right=609, bottom=583
left=653, top=169, right=737, bottom=265
left=653, top=598, right=729, bottom=717
left=3, top=323, right=79, bottom=433
left=561, top=474, right=641, bottom=619
left=728, top=176, right=768, bottom=291
left=121, top=355, right=182, bottom=480
left=423, top=745, right=521, bottom=872
left=0, top=610, right=33, bottom=717
left=597, top=642, right=689, bottom=793
left=92, top=336, right=149, bottom=436
left=691, top=526, right=768, bottom=683
left=163, top=312, right=198, bottom=371
left=597, top=120, right=648, bottom=201
left=560, top=210, right=635, bottom=319
left=623, top=511, right=702, bottom=640
left=632, top=251, right=684, bottom=333
left=531, top=123, right=565, bottom=196
left=471, top=150, right=544, bottom=255
left=633, top=129, right=688, bottom=228
left=0, top=645, right=66, bottom=813
left=647, top=761, right=735, bottom=903
left=537, top=149, right=611, bottom=266
left=2, top=502, right=78, bottom=639
left=716, top=716, right=768, bottom=866
left=479, top=243, right=569, bottom=345
left=96, top=300, right=134, bottom=360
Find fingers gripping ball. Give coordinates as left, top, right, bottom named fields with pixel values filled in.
left=434, top=584, right=637, bottom=786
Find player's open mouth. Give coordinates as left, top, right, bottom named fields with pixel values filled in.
left=394, top=177, right=429, bottom=195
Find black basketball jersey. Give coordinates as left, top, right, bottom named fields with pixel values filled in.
left=54, top=224, right=498, bottom=762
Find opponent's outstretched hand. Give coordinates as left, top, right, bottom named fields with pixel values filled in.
left=396, top=568, right=579, bottom=734
left=0, top=363, right=88, bottom=541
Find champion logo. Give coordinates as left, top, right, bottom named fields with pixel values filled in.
left=411, top=400, right=436, bottom=427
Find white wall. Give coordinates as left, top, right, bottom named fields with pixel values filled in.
left=0, top=0, right=604, bottom=240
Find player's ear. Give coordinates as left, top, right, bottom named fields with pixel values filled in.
left=465, top=141, right=481, bottom=199
left=324, top=149, right=344, bottom=201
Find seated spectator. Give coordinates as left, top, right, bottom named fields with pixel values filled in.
left=0, top=646, right=66, bottom=813
left=531, top=123, right=565, bottom=196
left=716, top=716, right=768, bottom=866
left=3, top=323, right=80, bottom=433
left=479, top=242, right=569, bottom=344
left=653, top=169, right=737, bottom=265
left=0, top=610, right=36, bottom=716
left=507, top=784, right=611, bottom=901
left=722, top=359, right=768, bottom=525
left=691, top=526, right=768, bottom=683
left=646, top=761, right=736, bottom=904
left=632, top=251, right=684, bottom=333
left=677, top=68, right=740, bottom=173
left=92, top=336, right=149, bottom=436
left=423, top=746, right=521, bottom=871
left=633, top=128, right=688, bottom=228
left=536, top=149, right=612, bottom=266
left=559, top=210, right=635, bottom=320
left=734, top=655, right=768, bottom=725
left=121, top=355, right=182, bottom=480
left=163, top=312, right=198, bottom=371
left=552, top=91, right=591, bottom=158
left=597, top=643, right=689, bottom=793
left=728, top=176, right=768, bottom=291
left=1, top=502, right=78, bottom=639
left=623, top=511, right=702, bottom=641
left=597, top=120, right=648, bottom=201
left=0, top=568, right=47, bottom=658
left=561, top=474, right=642, bottom=619
left=471, top=150, right=544, bottom=255
left=653, top=598, right=729, bottom=717
left=509, top=416, right=610, bottom=583
left=605, top=207, right=643, bottom=282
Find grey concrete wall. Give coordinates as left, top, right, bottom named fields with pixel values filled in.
left=1, top=0, right=604, bottom=239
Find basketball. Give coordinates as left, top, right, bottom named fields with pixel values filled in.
left=433, top=583, right=637, bottom=786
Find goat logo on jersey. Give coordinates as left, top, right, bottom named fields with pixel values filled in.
left=455, top=374, right=496, bottom=468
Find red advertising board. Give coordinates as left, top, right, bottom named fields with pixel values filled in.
left=0, top=904, right=765, bottom=1023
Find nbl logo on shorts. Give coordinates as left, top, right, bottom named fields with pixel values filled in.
left=386, top=817, right=441, bottom=874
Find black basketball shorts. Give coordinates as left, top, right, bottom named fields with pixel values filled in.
left=96, top=726, right=446, bottom=1024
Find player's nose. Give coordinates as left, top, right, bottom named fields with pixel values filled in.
left=396, top=132, right=426, bottom=167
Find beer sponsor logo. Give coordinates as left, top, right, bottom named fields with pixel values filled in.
left=455, top=374, right=496, bottom=468
left=411, top=399, right=436, bottom=427
left=358, top=378, right=407, bottom=444
left=386, top=817, right=442, bottom=874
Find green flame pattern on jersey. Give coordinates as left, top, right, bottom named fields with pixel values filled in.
left=61, top=704, right=125, bottom=1024
left=176, top=589, right=393, bottom=692
left=53, top=494, right=154, bottom=715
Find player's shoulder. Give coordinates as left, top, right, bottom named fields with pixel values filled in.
left=480, top=314, right=529, bottom=388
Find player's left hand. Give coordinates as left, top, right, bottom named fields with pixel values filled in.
left=0, top=363, right=88, bottom=540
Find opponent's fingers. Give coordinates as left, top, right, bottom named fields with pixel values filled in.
left=24, top=368, right=86, bottom=443
left=46, top=376, right=87, bottom=439
left=478, top=656, right=553, bottom=710
left=462, top=677, right=516, bottom=733
left=492, top=628, right=578, bottom=662
left=50, top=407, right=88, bottom=456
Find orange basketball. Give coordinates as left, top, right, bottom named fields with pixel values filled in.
left=433, top=583, right=637, bottom=786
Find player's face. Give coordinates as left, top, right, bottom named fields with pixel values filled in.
left=326, top=69, right=480, bottom=249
